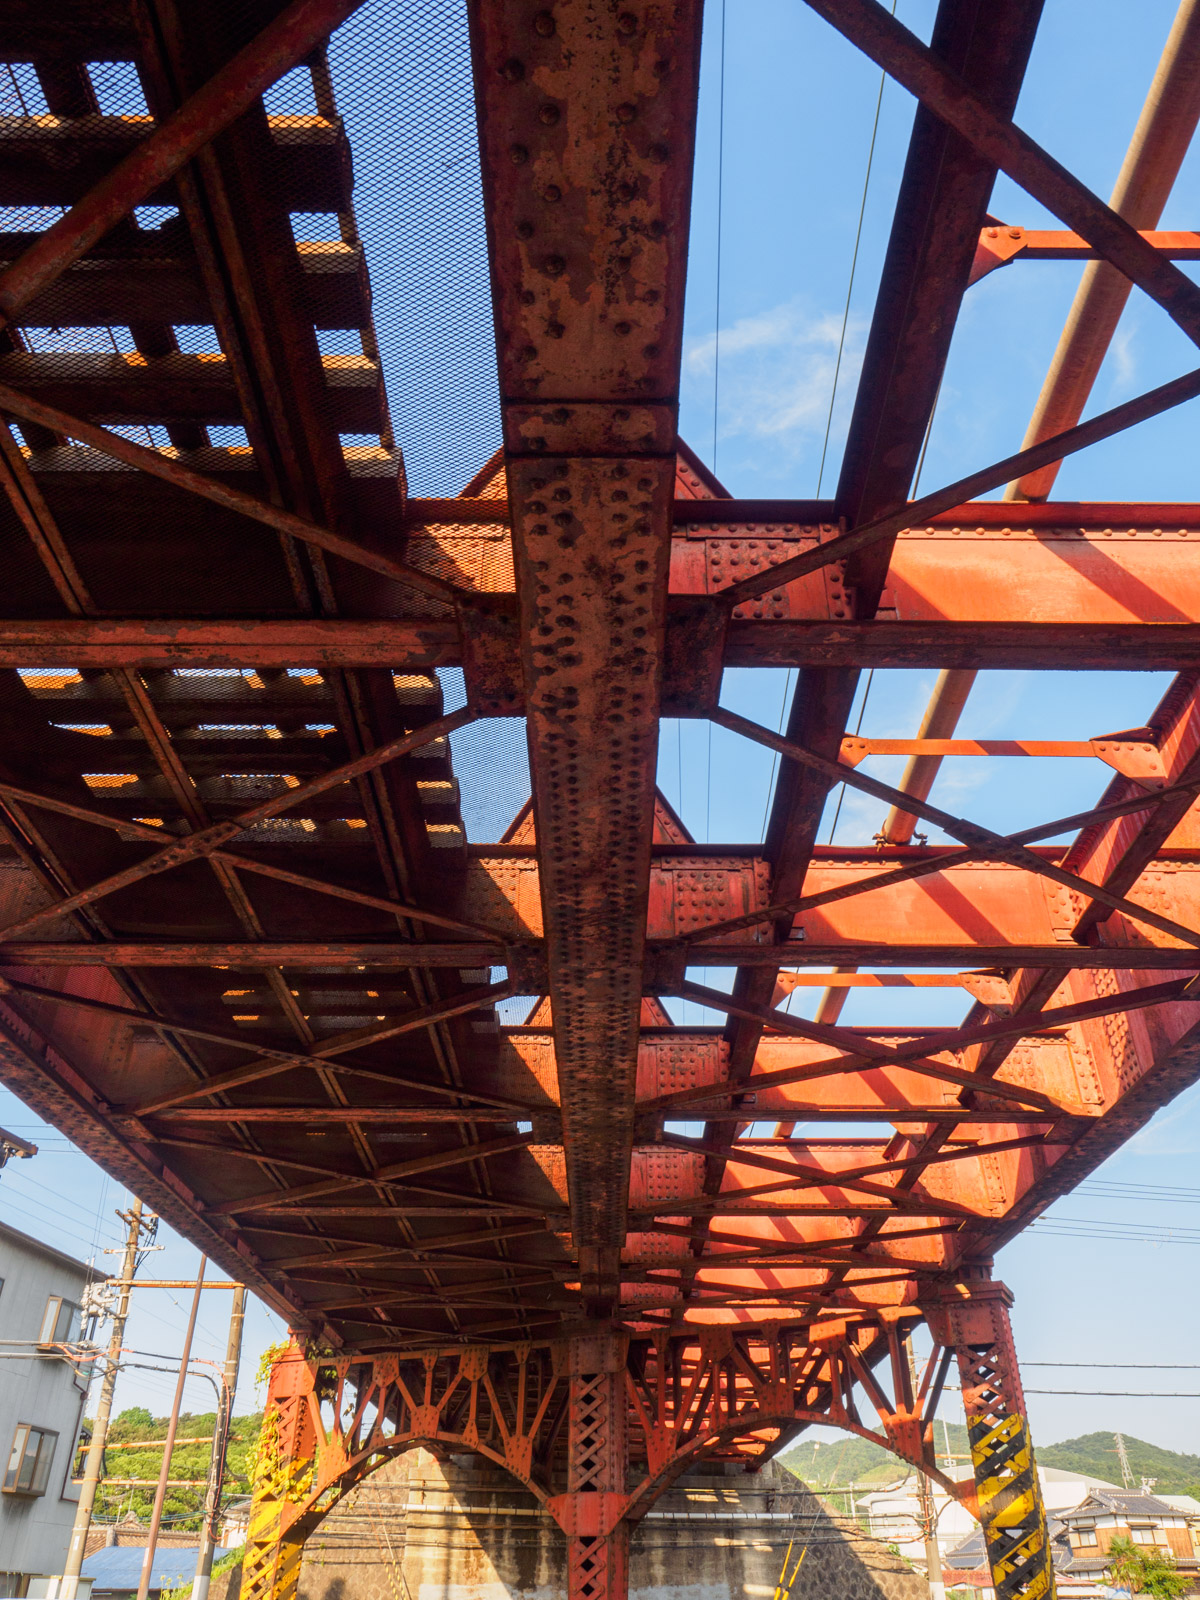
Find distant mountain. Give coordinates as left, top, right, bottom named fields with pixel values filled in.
left=1038, top=1433, right=1200, bottom=1495
left=780, top=1428, right=1200, bottom=1498
left=781, top=1422, right=971, bottom=1488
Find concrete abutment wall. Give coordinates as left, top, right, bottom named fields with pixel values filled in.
left=292, top=1449, right=929, bottom=1600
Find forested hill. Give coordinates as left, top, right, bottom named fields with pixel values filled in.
left=83, top=1406, right=262, bottom=1532
left=780, top=1429, right=1200, bottom=1499
left=781, top=1423, right=971, bottom=1488
left=1038, top=1433, right=1200, bottom=1496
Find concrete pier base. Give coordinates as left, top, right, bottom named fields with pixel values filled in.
left=294, top=1449, right=929, bottom=1600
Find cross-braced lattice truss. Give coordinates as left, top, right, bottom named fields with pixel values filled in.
left=2, top=3, right=1200, bottom=1600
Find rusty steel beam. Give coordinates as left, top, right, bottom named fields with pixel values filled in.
left=4, top=613, right=1200, bottom=674
left=803, top=0, right=1200, bottom=345
left=681, top=942, right=1200, bottom=969
left=0, top=617, right=461, bottom=669
left=695, top=0, right=1045, bottom=1318
left=0, top=941, right=508, bottom=967
left=712, top=706, right=1200, bottom=948
left=3, top=614, right=1200, bottom=673
left=714, top=363, right=1200, bottom=610
left=0, top=705, right=475, bottom=941
left=0, top=381, right=460, bottom=605
left=0, top=0, right=368, bottom=324
left=1007, top=0, right=1200, bottom=499
left=469, top=0, right=703, bottom=1314
left=724, top=621, right=1200, bottom=671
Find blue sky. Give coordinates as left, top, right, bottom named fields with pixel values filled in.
left=3, top=0, right=1200, bottom=1465
left=666, top=0, right=1200, bottom=1459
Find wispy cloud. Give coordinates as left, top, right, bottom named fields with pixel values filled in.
left=684, top=300, right=866, bottom=463
left=1127, top=1080, right=1200, bottom=1157
left=1107, top=320, right=1137, bottom=397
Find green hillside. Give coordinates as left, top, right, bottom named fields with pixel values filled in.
left=1037, top=1433, right=1200, bottom=1496
left=80, top=1406, right=263, bottom=1532
left=780, top=1429, right=1200, bottom=1503
left=781, top=1422, right=972, bottom=1490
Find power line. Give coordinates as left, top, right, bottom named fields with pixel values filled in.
left=814, top=0, right=898, bottom=496
left=1024, top=1362, right=1200, bottom=1370
left=1024, top=1390, right=1200, bottom=1399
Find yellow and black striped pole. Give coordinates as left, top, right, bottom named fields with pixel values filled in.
left=926, top=1269, right=1056, bottom=1600
left=240, top=1340, right=318, bottom=1600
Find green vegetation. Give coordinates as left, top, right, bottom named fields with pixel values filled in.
left=79, top=1406, right=263, bottom=1532
left=780, top=1422, right=972, bottom=1494
left=781, top=1428, right=1200, bottom=1504
left=1037, top=1434, right=1200, bottom=1498
left=160, top=1550, right=242, bottom=1600
left=1105, top=1535, right=1192, bottom=1600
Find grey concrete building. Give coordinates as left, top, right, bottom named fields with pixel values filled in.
left=0, top=1220, right=99, bottom=1596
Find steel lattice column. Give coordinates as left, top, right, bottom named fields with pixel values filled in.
left=926, top=1269, right=1056, bottom=1600
left=550, top=1331, right=632, bottom=1600
left=240, top=1341, right=319, bottom=1600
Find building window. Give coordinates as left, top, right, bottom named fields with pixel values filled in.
left=38, top=1296, right=80, bottom=1345
left=1070, top=1529, right=1098, bottom=1549
left=1131, top=1528, right=1165, bottom=1546
left=3, top=1425, right=57, bottom=1495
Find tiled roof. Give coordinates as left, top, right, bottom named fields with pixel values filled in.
left=1062, top=1490, right=1178, bottom=1519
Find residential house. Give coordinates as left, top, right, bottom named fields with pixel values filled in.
left=0, top=1220, right=102, bottom=1598
left=217, top=1496, right=250, bottom=1548
left=1160, top=1496, right=1200, bottom=1561
left=1057, top=1488, right=1200, bottom=1595
left=864, top=1464, right=1118, bottom=1578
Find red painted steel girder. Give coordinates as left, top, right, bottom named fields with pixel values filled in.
left=0, top=0, right=1198, bottom=1387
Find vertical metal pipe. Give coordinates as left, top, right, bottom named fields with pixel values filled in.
left=60, top=1201, right=148, bottom=1598
left=1008, top=0, right=1200, bottom=502
left=193, top=1284, right=247, bottom=1600
left=135, top=1257, right=207, bottom=1600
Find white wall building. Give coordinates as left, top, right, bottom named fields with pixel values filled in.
left=861, top=1465, right=1121, bottom=1572
left=0, top=1219, right=100, bottom=1597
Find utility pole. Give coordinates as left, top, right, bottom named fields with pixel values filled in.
left=906, top=1340, right=946, bottom=1600
left=193, top=1283, right=246, bottom=1600
left=135, top=1257, right=206, bottom=1600
left=60, top=1201, right=153, bottom=1600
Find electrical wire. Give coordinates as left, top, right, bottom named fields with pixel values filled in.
left=759, top=667, right=795, bottom=844
left=814, top=0, right=897, bottom=497
left=1023, top=1390, right=1200, bottom=1398
left=712, top=0, right=727, bottom=472
left=825, top=668, right=875, bottom=844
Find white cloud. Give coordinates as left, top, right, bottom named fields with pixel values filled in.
left=1126, top=1079, right=1200, bottom=1157
left=1107, top=320, right=1137, bottom=396
left=684, top=300, right=866, bottom=458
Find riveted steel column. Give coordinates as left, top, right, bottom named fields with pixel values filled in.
left=240, top=1340, right=319, bottom=1600
left=468, top=0, right=703, bottom=1305
left=926, top=1270, right=1056, bottom=1600
left=549, top=1331, right=631, bottom=1600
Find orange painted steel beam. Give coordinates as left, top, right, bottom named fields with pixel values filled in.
left=970, top=225, right=1200, bottom=286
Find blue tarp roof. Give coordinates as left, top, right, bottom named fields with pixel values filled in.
left=81, top=1546, right=233, bottom=1593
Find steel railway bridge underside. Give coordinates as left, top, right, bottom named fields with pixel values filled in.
left=1, top=2, right=1199, bottom=1599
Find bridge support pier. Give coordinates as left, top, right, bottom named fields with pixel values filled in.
left=240, top=1296, right=1054, bottom=1600
left=240, top=1348, right=318, bottom=1600
left=926, top=1270, right=1056, bottom=1600
left=555, top=1335, right=630, bottom=1600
